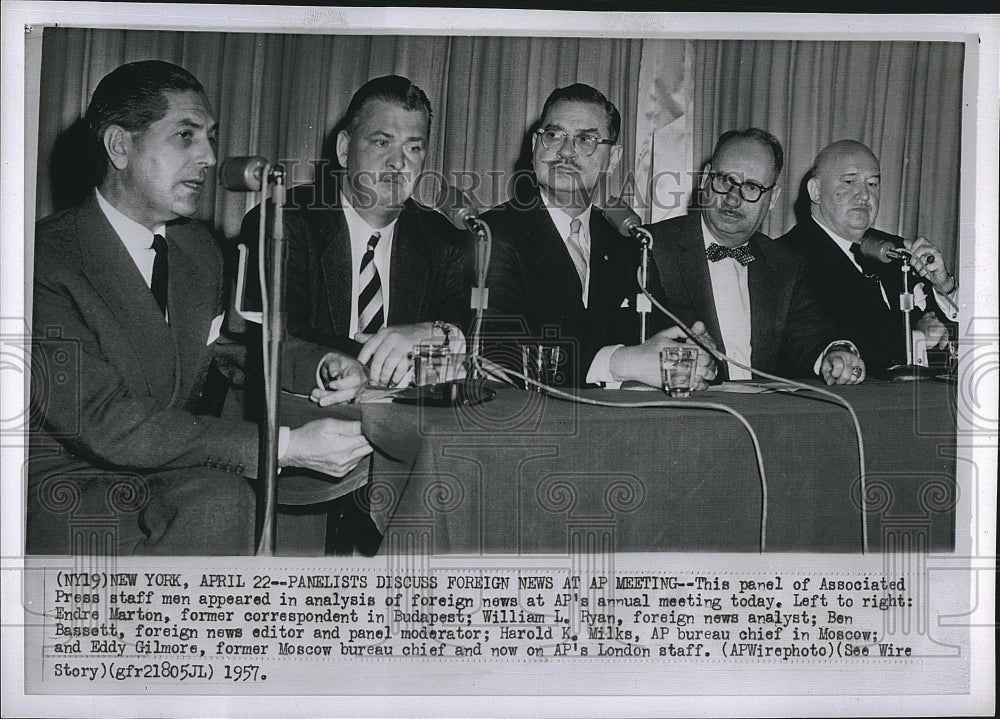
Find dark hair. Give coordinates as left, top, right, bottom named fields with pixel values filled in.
left=84, top=60, right=205, bottom=183
left=712, top=127, right=784, bottom=178
left=540, top=83, right=621, bottom=144
left=341, top=75, right=433, bottom=134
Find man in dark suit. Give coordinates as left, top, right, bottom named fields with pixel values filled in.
left=648, top=128, right=866, bottom=384
left=244, top=75, right=470, bottom=390
left=484, top=83, right=715, bottom=389
left=240, top=75, right=470, bottom=554
left=29, top=61, right=372, bottom=556
left=778, top=140, right=957, bottom=372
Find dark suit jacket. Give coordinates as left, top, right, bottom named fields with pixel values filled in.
left=778, top=217, right=944, bottom=371
left=240, top=176, right=472, bottom=357
left=482, top=185, right=663, bottom=387
left=648, top=214, right=837, bottom=380
left=29, top=193, right=325, bottom=490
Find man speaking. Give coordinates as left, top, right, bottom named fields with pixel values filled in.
left=29, top=60, right=372, bottom=556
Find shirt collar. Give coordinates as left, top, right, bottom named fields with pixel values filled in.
left=341, top=191, right=398, bottom=242
left=811, top=212, right=864, bottom=264
left=539, top=189, right=592, bottom=239
left=94, top=188, right=166, bottom=249
left=700, top=217, right=750, bottom=251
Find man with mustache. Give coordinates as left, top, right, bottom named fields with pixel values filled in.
left=484, top=83, right=715, bottom=389
left=779, top=140, right=957, bottom=373
left=646, top=129, right=866, bottom=385
left=241, top=75, right=470, bottom=553
left=29, top=61, right=373, bottom=555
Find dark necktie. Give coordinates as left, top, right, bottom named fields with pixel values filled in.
left=151, top=233, right=168, bottom=318
left=850, top=242, right=882, bottom=282
left=358, top=233, right=384, bottom=335
left=706, top=242, right=755, bottom=266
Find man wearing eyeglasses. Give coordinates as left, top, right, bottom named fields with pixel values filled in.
left=646, top=128, right=865, bottom=385
left=483, top=83, right=716, bottom=389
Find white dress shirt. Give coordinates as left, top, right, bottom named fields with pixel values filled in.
left=95, top=188, right=166, bottom=289
left=539, top=191, right=593, bottom=308
left=341, top=192, right=397, bottom=338
left=702, top=219, right=754, bottom=380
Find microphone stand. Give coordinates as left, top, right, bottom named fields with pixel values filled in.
left=881, top=259, right=932, bottom=382
left=259, top=167, right=286, bottom=555
left=635, top=226, right=654, bottom=343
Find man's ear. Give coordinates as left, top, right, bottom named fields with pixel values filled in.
left=103, top=125, right=131, bottom=171
left=807, top=176, right=821, bottom=205
left=607, top=144, right=623, bottom=176
left=336, top=130, right=351, bottom=170
left=700, top=162, right=712, bottom=189
left=768, top=185, right=782, bottom=211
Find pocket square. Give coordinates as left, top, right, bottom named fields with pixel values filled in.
left=620, top=298, right=630, bottom=308
left=206, top=314, right=225, bottom=345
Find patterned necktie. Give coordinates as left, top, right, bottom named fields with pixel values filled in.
left=706, top=242, right=755, bottom=266
left=565, top=217, right=587, bottom=288
left=358, top=232, right=384, bottom=335
left=150, top=233, right=168, bottom=318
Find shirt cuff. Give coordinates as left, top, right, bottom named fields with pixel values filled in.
left=278, top=426, right=290, bottom=462
left=587, top=344, right=624, bottom=388
left=932, top=286, right=960, bottom=322
left=814, top=340, right=860, bottom=376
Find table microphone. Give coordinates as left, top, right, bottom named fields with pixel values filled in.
left=603, top=200, right=654, bottom=343
left=603, top=202, right=646, bottom=240
left=430, top=185, right=484, bottom=233
left=219, top=156, right=269, bottom=192
left=857, top=235, right=912, bottom=264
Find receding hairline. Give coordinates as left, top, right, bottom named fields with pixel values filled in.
left=813, top=140, right=880, bottom=175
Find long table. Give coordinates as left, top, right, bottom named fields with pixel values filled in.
left=371, top=380, right=957, bottom=554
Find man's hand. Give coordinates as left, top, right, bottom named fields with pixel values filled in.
left=356, top=322, right=440, bottom=388
left=609, top=321, right=718, bottom=390
left=915, top=311, right=950, bottom=349
left=311, top=352, right=368, bottom=407
left=821, top=349, right=866, bottom=385
left=282, top=418, right=372, bottom=477
left=904, top=237, right=954, bottom=293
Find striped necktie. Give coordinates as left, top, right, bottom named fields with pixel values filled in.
left=358, top=232, right=384, bottom=335
left=565, top=217, right=587, bottom=288
left=151, top=233, right=168, bottom=319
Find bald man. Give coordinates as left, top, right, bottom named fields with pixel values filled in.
left=779, top=140, right=958, bottom=372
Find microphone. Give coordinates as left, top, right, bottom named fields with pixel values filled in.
left=858, top=235, right=911, bottom=264
left=431, top=186, right=482, bottom=232
left=219, top=156, right=268, bottom=192
left=603, top=201, right=645, bottom=239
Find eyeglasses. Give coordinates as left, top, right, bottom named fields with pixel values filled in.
left=707, top=172, right=776, bottom=203
left=535, top=129, right=616, bottom=157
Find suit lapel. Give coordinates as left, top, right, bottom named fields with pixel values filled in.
left=674, top=215, right=726, bottom=353
left=388, top=210, right=430, bottom=325
left=165, top=221, right=220, bottom=404
left=77, top=195, right=177, bottom=401
left=319, top=207, right=353, bottom=336
left=521, top=203, right=587, bottom=324
left=746, top=235, right=780, bottom=371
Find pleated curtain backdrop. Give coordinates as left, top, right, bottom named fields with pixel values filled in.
left=691, top=40, right=963, bottom=265
left=34, top=28, right=962, bottom=267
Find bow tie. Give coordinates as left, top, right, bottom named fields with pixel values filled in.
left=706, top=242, right=755, bottom=266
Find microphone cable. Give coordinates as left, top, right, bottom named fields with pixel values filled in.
left=467, top=354, right=772, bottom=552
left=635, top=268, right=870, bottom=553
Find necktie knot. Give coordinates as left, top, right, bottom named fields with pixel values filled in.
left=569, top=218, right=582, bottom=237
left=366, top=232, right=381, bottom=252
left=706, top=242, right=755, bottom=266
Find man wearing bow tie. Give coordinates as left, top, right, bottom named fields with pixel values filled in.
left=646, top=128, right=865, bottom=385
left=484, top=83, right=716, bottom=389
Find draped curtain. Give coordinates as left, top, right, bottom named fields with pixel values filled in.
left=35, top=28, right=640, bottom=239
left=690, top=40, right=963, bottom=264
left=35, top=29, right=962, bottom=267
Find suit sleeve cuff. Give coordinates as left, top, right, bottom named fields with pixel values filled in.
left=587, top=344, right=624, bottom=388
left=814, top=340, right=860, bottom=375
left=932, top=286, right=960, bottom=322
